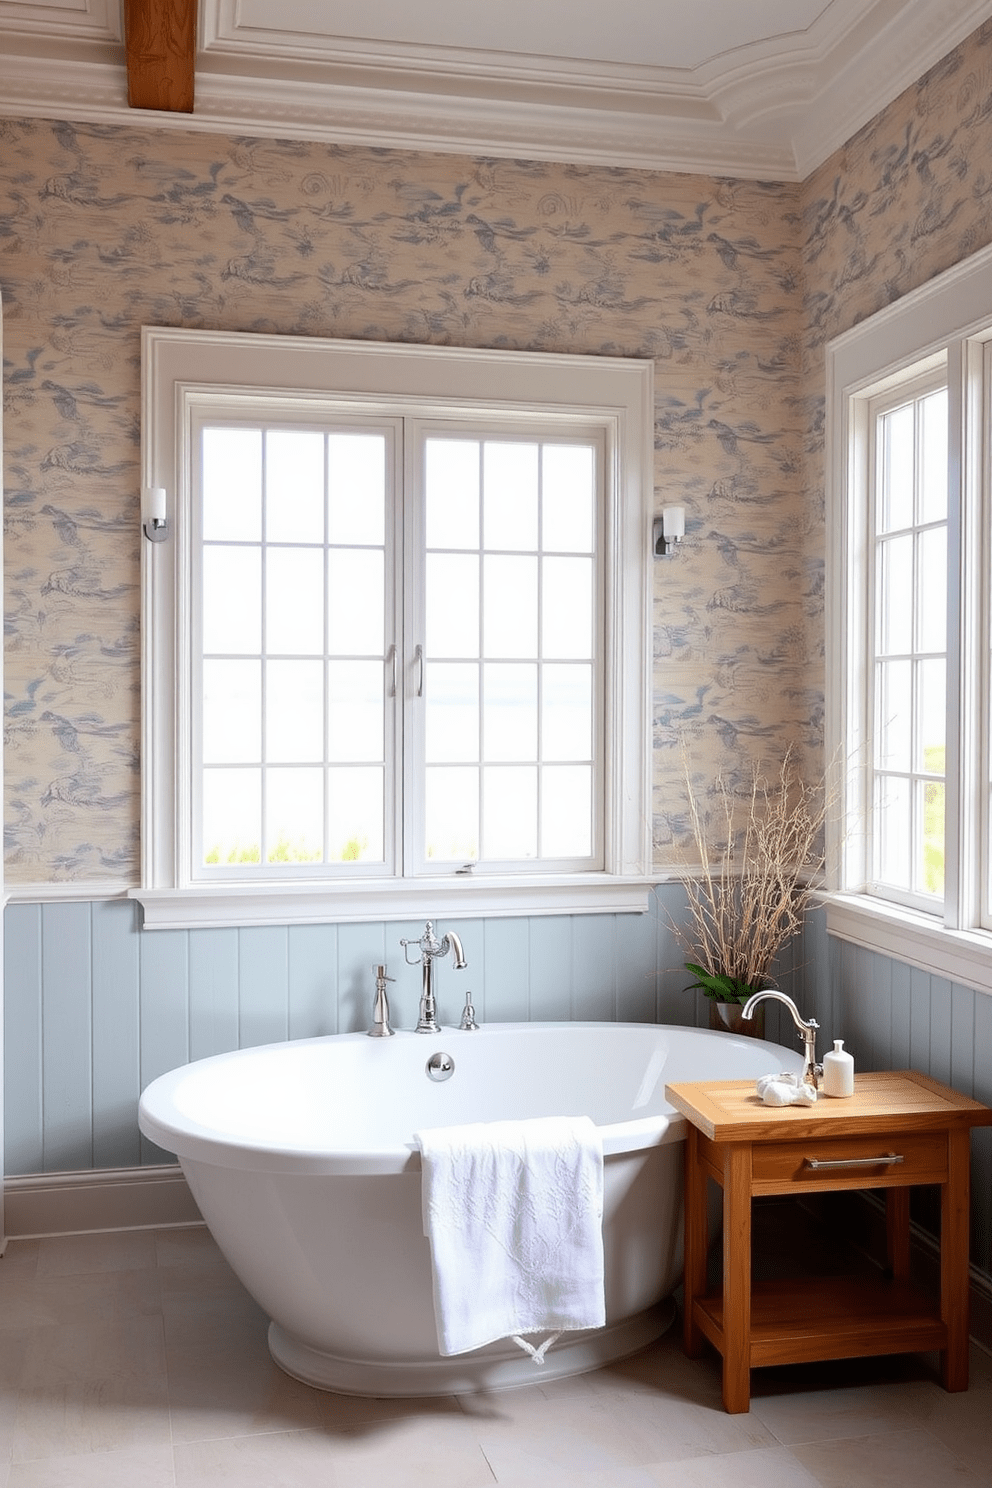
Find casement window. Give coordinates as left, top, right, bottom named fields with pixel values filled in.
left=134, top=329, right=653, bottom=928
left=866, top=372, right=948, bottom=911
left=826, top=240, right=992, bottom=990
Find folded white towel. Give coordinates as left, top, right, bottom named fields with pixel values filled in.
left=415, top=1115, right=606, bottom=1359
left=757, top=1071, right=818, bottom=1106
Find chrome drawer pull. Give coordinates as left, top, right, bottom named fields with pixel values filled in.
left=805, top=1153, right=905, bottom=1171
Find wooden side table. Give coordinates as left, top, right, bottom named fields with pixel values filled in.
left=665, top=1070, right=992, bottom=1414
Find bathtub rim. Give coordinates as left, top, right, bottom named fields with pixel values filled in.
left=138, top=1021, right=802, bottom=1177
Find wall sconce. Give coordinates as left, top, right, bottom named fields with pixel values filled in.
left=142, top=486, right=168, bottom=543
left=653, top=505, right=685, bottom=558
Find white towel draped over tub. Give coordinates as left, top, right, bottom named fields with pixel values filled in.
left=414, top=1115, right=606, bottom=1360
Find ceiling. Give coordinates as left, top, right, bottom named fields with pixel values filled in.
left=1, top=0, right=991, bottom=180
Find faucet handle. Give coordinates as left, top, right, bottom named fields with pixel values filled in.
left=459, top=990, right=479, bottom=1031
left=368, top=963, right=395, bottom=1038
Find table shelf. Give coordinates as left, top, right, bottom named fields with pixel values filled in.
left=693, top=1274, right=946, bottom=1369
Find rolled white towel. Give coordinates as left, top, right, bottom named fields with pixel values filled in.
left=756, top=1072, right=817, bottom=1107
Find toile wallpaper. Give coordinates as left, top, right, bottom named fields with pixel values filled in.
left=801, top=18, right=992, bottom=684
left=3, top=17, right=992, bottom=884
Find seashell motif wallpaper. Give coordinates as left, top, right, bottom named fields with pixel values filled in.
left=2, top=17, right=992, bottom=884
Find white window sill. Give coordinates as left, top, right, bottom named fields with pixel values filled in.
left=130, top=875, right=656, bottom=930
left=824, top=892, right=992, bottom=996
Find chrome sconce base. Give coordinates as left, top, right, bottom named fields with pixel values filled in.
left=652, top=504, right=686, bottom=558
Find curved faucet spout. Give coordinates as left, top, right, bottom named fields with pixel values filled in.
left=742, top=988, right=817, bottom=1035
left=742, top=988, right=821, bottom=1089
left=443, top=930, right=467, bottom=970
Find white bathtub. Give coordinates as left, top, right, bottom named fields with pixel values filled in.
left=139, top=1021, right=803, bottom=1395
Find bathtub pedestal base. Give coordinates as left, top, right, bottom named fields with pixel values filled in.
left=268, top=1297, right=677, bottom=1397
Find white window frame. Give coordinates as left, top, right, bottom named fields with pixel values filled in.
left=132, top=328, right=654, bottom=929
left=826, top=240, right=992, bottom=993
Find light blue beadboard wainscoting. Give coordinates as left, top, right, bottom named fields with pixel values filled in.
left=10, top=888, right=992, bottom=1329
left=3, top=885, right=817, bottom=1179
left=828, top=934, right=992, bottom=1285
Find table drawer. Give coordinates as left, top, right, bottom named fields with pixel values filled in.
left=750, top=1130, right=949, bottom=1192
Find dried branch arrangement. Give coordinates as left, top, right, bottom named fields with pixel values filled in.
left=672, top=749, right=831, bottom=1004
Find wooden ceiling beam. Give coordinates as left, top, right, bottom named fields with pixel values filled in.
left=124, top=0, right=197, bottom=114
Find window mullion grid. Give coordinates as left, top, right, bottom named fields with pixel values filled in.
left=402, top=423, right=425, bottom=880
left=322, top=432, right=331, bottom=869
left=867, top=380, right=952, bottom=912
left=838, top=394, right=872, bottom=894
left=535, top=442, right=544, bottom=862
left=187, top=422, right=202, bottom=884
left=945, top=339, right=979, bottom=928
left=951, top=337, right=987, bottom=929
left=910, top=646, right=924, bottom=902
left=384, top=422, right=402, bottom=881
left=910, top=404, right=924, bottom=902
left=595, top=449, right=606, bottom=867
left=869, top=529, right=892, bottom=895
left=201, top=422, right=603, bottom=883
left=476, top=440, right=485, bottom=865
left=986, top=448, right=992, bottom=930
left=259, top=428, right=269, bottom=868
left=867, top=416, right=886, bottom=895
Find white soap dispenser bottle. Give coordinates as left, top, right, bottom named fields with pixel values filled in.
left=822, top=1039, right=855, bottom=1097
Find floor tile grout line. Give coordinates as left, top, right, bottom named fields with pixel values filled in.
left=749, top=1417, right=934, bottom=1450
left=478, top=1440, right=502, bottom=1483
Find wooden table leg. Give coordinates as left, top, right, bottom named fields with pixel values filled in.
left=941, top=1128, right=971, bottom=1392
left=886, top=1187, right=911, bottom=1281
left=721, top=1143, right=752, bottom=1414
left=683, top=1124, right=707, bottom=1358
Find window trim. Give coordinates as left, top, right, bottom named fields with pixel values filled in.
left=132, top=327, right=655, bottom=928
left=825, top=239, right=992, bottom=992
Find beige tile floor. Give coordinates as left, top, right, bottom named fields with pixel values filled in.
left=0, top=1224, right=990, bottom=1487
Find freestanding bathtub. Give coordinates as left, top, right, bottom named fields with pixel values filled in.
left=139, top=1021, right=803, bottom=1395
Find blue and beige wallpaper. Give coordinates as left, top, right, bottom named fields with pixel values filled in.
left=1, top=123, right=806, bottom=879
left=801, top=18, right=992, bottom=686
left=4, top=23, right=992, bottom=886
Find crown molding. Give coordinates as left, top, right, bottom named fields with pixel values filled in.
left=789, top=0, right=992, bottom=176
left=0, top=0, right=990, bottom=180
left=198, top=70, right=794, bottom=178
left=0, top=49, right=797, bottom=178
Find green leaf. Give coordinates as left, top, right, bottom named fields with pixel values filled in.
left=683, top=963, right=761, bottom=1004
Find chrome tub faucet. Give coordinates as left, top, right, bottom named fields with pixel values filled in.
left=741, top=988, right=822, bottom=1089
left=400, top=921, right=468, bottom=1033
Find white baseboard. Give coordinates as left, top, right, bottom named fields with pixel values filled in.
left=4, top=1164, right=203, bottom=1238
